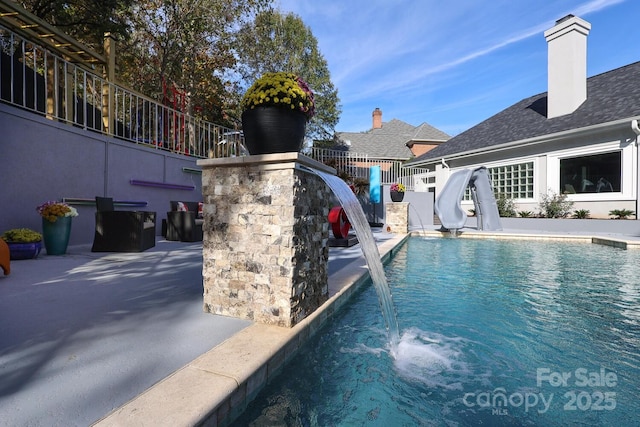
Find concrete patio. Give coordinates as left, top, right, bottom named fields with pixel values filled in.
left=0, top=231, right=400, bottom=426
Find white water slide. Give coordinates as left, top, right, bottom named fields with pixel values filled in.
left=434, top=167, right=503, bottom=232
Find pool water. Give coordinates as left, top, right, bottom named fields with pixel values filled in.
left=233, top=237, right=640, bottom=426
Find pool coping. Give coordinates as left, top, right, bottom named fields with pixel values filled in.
left=93, top=229, right=638, bottom=426
left=93, top=233, right=409, bottom=427
left=413, top=228, right=640, bottom=249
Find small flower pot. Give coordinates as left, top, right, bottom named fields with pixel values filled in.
left=42, top=216, right=73, bottom=255
left=390, top=191, right=405, bottom=202
left=7, top=241, right=42, bottom=260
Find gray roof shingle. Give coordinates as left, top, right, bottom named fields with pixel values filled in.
left=336, top=118, right=450, bottom=160
left=407, top=61, right=640, bottom=165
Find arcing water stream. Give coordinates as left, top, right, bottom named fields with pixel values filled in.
left=314, top=170, right=400, bottom=351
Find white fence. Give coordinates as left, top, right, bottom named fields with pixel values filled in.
left=309, top=147, right=432, bottom=191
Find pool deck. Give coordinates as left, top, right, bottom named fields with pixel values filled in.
left=2, top=227, right=639, bottom=426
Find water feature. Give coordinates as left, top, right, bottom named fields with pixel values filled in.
left=408, top=203, right=426, bottom=234
left=313, top=170, right=400, bottom=349
left=234, top=237, right=640, bottom=425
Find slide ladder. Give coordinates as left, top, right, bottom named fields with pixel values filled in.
left=434, top=167, right=502, bottom=232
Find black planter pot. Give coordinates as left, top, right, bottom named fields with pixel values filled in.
left=241, top=107, right=307, bottom=155
left=390, top=191, right=405, bottom=202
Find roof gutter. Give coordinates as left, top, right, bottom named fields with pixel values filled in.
left=412, top=117, right=640, bottom=166
left=631, top=119, right=640, bottom=138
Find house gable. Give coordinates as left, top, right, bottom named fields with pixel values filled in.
left=336, top=116, right=450, bottom=160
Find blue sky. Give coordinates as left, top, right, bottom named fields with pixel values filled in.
left=275, top=0, right=639, bottom=137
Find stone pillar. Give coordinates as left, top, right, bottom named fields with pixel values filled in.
left=197, top=153, right=335, bottom=328
left=385, top=202, right=409, bottom=233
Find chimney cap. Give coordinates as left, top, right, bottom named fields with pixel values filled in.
left=556, top=14, right=575, bottom=25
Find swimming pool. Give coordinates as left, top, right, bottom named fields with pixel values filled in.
left=233, top=237, right=640, bottom=426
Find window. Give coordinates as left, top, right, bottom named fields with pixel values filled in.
left=560, top=152, right=620, bottom=194
left=464, top=162, right=534, bottom=200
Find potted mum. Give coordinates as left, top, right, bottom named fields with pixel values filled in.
left=37, top=201, right=79, bottom=255
left=389, top=183, right=406, bottom=202
left=240, top=72, right=315, bottom=154
left=1, top=228, right=43, bottom=259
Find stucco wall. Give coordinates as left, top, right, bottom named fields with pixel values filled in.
left=359, top=185, right=434, bottom=231
left=0, top=103, right=203, bottom=246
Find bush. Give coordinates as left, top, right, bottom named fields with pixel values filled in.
left=1, top=228, right=42, bottom=243
left=518, top=211, right=533, bottom=218
left=609, top=209, right=635, bottom=219
left=573, top=209, right=590, bottom=219
left=538, top=190, right=574, bottom=218
left=496, top=193, right=516, bottom=217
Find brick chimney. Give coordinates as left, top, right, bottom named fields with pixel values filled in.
left=544, top=15, right=591, bottom=119
left=372, top=108, right=382, bottom=129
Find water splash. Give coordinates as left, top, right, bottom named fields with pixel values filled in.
left=393, top=327, right=470, bottom=389
left=313, top=170, right=400, bottom=351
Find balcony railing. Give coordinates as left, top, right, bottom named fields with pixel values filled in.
left=0, top=22, right=242, bottom=159
left=309, top=147, right=432, bottom=191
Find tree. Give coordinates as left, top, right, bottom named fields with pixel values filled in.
left=18, top=0, right=133, bottom=50
left=117, top=0, right=272, bottom=127
left=234, top=10, right=341, bottom=141
left=21, top=0, right=273, bottom=128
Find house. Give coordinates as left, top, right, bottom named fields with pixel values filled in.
left=406, top=15, right=640, bottom=219
left=334, top=108, right=450, bottom=160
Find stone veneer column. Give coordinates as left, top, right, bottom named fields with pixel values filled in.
left=385, top=202, right=409, bottom=233
left=196, top=153, right=336, bottom=328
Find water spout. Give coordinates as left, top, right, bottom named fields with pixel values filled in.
left=314, top=170, right=400, bottom=351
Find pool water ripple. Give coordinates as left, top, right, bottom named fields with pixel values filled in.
left=234, top=237, right=640, bottom=426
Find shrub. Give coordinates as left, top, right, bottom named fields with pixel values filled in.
left=573, top=209, right=590, bottom=219
left=518, top=211, right=533, bottom=218
left=538, top=190, right=574, bottom=218
left=495, top=193, right=516, bottom=217
left=609, top=209, right=635, bottom=219
left=1, top=228, right=42, bottom=243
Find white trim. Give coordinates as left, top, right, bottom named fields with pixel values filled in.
left=546, top=140, right=635, bottom=201
left=412, top=118, right=638, bottom=168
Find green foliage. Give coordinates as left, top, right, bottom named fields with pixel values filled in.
left=21, top=0, right=134, bottom=49
left=496, top=193, right=516, bottom=217
left=22, top=0, right=273, bottom=129
left=572, top=209, right=590, bottom=219
left=1, top=228, right=42, bottom=243
left=351, top=178, right=369, bottom=197
left=235, top=10, right=341, bottom=140
left=609, top=209, right=635, bottom=219
left=517, top=211, right=533, bottom=218
left=538, top=190, right=574, bottom=218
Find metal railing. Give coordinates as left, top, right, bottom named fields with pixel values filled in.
left=309, top=147, right=431, bottom=191
left=0, top=23, right=243, bottom=159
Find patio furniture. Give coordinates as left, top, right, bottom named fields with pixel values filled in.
left=166, top=201, right=203, bottom=242
left=91, top=197, right=156, bottom=252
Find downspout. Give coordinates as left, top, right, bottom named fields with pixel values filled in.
left=631, top=120, right=640, bottom=219
left=441, top=158, right=449, bottom=169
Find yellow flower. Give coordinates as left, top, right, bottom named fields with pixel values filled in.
left=241, top=72, right=315, bottom=120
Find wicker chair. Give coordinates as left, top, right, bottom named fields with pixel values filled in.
left=91, top=197, right=156, bottom=252
left=165, top=201, right=203, bottom=242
